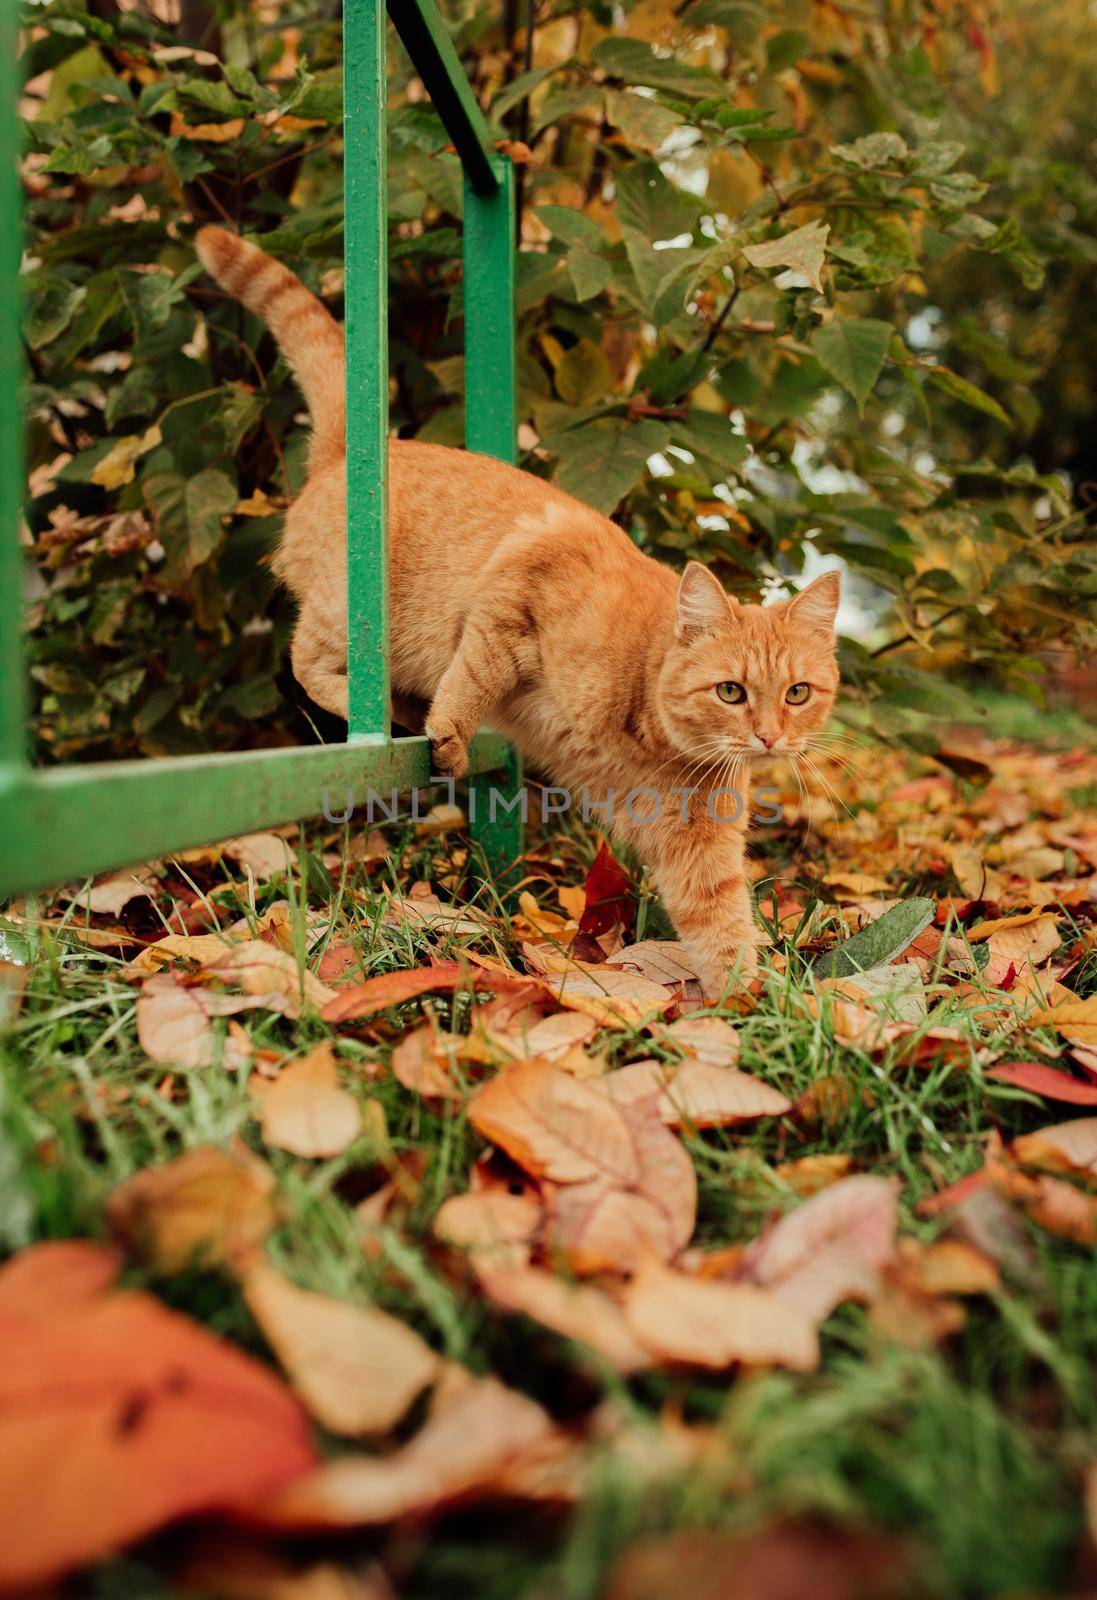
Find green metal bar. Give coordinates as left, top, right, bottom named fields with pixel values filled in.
left=0, top=1, right=24, bottom=773
left=344, top=0, right=391, bottom=741
left=387, top=0, right=499, bottom=197
left=0, top=732, right=510, bottom=899
left=463, top=156, right=523, bottom=880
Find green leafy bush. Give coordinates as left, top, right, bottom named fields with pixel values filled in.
left=20, top=0, right=1095, bottom=761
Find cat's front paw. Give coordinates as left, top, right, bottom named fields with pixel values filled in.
left=426, top=719, right=470, bottom=779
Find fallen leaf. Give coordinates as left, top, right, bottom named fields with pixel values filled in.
left=1012, top=1117, right=1097, bottom=1181
left=1030, top=994, right=1097, bottom=1049
left=170, top=112, right=246, bottom=141
left=658, top=1060, right=792, bottom=1128
left=659, top=1014, right=741, bottom=1066
left=604, top=1522, right=905, bottom=1600
left=623, top=1258, right=818, bottom=1372
left=0, top=1290, right=315, bottom=1591
left=65, top=868, right=157, bottom=917
left=205, top=941, right=335, bottom=1017
left=477, top=1266, right=650, bottom=1372
left=175, top=1534, right=394, bottom=1600
left=258, top=1043, right=364, bottom=1158
left=243, top=1264, right=438, bottom=1436
left=390, top=1023, right=464, bottom=1100
left=578, top=842, right=635, bottom=937
left=0, top=1240, right=121, bottom=1316
left=912, top=1238, right=1000, bottom=1296
left=223, top=833, right=293, bottom=881
left=469, top=1061, right=640, bottom=1185
left=986, top=1061, right=1097, bottom=1105
left=132, top=932, right=238, bottom=973
left=136, top=972, right=254, bottom=1069
left=107, top=1144, right=277, bottom=1275
left=546, top=1098, right=696, bottom=1273
left=323, top=961, right=525, bottom=1024
left=606, top=940, right=701, bottom=990
left=745, top=1176, right=899, bottom=1321
left=551, top=962, right=676, bottom=1028
left=434, top=1189, right=542, bottom=1271
left=249, top=1374, right=555, bottom=1528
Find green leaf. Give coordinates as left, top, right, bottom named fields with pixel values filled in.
left=537, top=205, right=604, bottom=249
left=809, top=318, right=892, bottom=411
left=532, top=85, right=602, bottom=135
left=567, top=245, right=613, bottom=303
left=669, top=410, right=748, bottom=474
left=814, top=898, right=936, bottom=978
left=766, top=29, right=809, bottom=71
left=929, top=171, right=987, bottom=210
left=742, top=219, right=829, bottom=292
left=555, top=340, right=612, bottom=406
left=616, top=160, right=700, bottom=241
left=489, top=64, right=559, bottom=121
left=143, top=465, right=237, bottom=573
left=26, top=278, right=85, bottom=350
left=591, top=38, right=720, bottom=98
left=928, top=367, right=1011, bottom=427
left=548, top=418, right=670, bottom=514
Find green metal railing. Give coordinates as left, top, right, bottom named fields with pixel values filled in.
left=0, top=0, right=522, bottom=899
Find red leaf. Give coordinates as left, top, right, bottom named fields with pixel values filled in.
left=579, top=843, right=635, bottom=938
left=0, top=1290, right=316, bottom=1590
left=322, top=961, right=532, bottom=1024
left=987, top=1062, right=1097, bottom=1106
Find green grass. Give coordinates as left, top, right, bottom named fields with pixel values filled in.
left=3, top=785, right=1097, bottom=1599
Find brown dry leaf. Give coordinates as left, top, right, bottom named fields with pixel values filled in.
left=547, top=1099, right=696, bottom=1273
left=658, top=1060, right=792, bottom=1128
left=477, top=1266, right=650, bottom=1372
left=136, top=972, right=254, bottom=1069
left=170, top=112, right=246, bottom=141
left=623, top=1258, right=818, bottom=1372
left=550, top=962, right=676, bottom=1028
left=1012, top=1117, right=1097, bottom=1181
left=911, top=1238, right=1000, bottom=1296
left=774, top=1153, right=853, bottom=1195
left=1030, top=993, right=1097, bottom=1049
left=243, top=1264, right=438, bottom=1437
left=249, top=1373, right=556, bottom=1529
left=605, top=940, right=701, bottom=990
left=984, top=912, right=1061, bottom=977
left=64, top=868, right=157, bottom=916
left=0, top=1240, right=121, bottom=1316
left=1023, top=1174, right=1097, bottom=1246
left=604, top=1523, right=905, bottom=1600
left=0, top=961, right=27, bottom=1025
left=205, top=941, right=335, bottom=1017
left=659, top=1014, right=741, bottom=1066
left=745, top=1175, right=899, bottom=1322
left=132, top=932, right=238, bottom=973
left=223, top=833, right=293, bottom=881
left=0, top=1289, right=315, bottom=1593
left=491, top=1008, right=600, bottom=1065
left=434, top=1190, right=542, bottom=1271
left=557, top=884, right=587, bottom=921
left=469, top=1061, right=640, bottom=1185
left=824, top=869, right=893, bottom=898
left=258, top=1043, right=364, bottom=1159
left=107, top=1144, right=277, bottom=1275
left=390, top=1023, right=464, bottom=1101
left=322, top=960, right=528, bottom=1024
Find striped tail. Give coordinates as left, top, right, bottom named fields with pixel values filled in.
left=195, top=226, right=345, bottom=470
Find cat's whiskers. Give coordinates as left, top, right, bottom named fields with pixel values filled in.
left=801, top=736, right=880, bottom=798
left=796, top=751, right=857, bottom=821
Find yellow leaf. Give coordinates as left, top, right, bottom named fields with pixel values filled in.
left=257, top=1043, right=364, bottom=1159
left=90, top=425, right=162, bottom=489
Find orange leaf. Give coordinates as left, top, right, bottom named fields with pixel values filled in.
left=323, top=961, right=529, bottom=1023
left=477, top=1266, right=650, bottom=1372
left=0, top=1240, right=121, bottom=1317
left=0, top=1291, right=315, bottom=1590
left=744, top=1175, right=898, bottom=1322
left=623, top=1259, right=818, bottom=1372
left=1012, top=1117, right=1097, bottom=1180
left=243, top=1264, right=438, bottom=1436
left=257, top=1042, right=364, bottom=1157
left=987, top=1061, right=1097, bottom=1106
left=107, top=1144, right=277, bottom=1275
left=469, top=1061, right=640, bottom=1185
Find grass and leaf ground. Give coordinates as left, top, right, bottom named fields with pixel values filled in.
left=2, top=724, right=1097, bottom=1599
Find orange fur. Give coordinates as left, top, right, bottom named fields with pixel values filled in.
left=196, top=227, right=841, bottom=992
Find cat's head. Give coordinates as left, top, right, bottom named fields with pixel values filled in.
left=655, top=564, right=840, bottom=765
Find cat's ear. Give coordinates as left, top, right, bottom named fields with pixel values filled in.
left=676, top=561, right=732, bottom=640
left=785, top=571, right=840, bottom=634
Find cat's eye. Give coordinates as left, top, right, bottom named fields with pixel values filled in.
left=716, top=681, right=746, bottom=705
left=786, top=682, right=811, bottom=705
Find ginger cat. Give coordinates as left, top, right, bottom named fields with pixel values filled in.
left=196, top=227, right=840, bottom=992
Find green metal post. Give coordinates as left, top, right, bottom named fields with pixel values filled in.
left=464, top=156, right=523, bottom=882
left=344, top=0, right=391, bottom=741
left=0, top=0, right=24, bottom=775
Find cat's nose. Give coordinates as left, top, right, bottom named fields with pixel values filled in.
left=759, top=734, right=778, bottom=749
